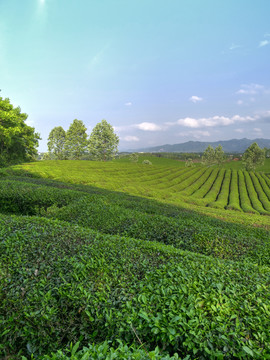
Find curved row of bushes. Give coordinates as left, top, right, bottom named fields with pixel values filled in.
left=208, top=170, right=231, bottom=209
left=226, top=170, right=242, bottom=211
left=244, top=171, right=269, bottom=215
left=181, top=168, right=213, bottom=196
left=1, top=214, right=270, bottom=359
left=249, top=172, right=270, bottom=212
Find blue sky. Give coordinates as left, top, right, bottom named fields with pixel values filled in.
left=0, top=0, right=270, bottom=151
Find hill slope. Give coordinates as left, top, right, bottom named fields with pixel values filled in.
left=131, top=138, right=270, bottom=153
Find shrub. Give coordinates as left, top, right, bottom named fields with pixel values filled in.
left=142, top=160, right=152, bottom=165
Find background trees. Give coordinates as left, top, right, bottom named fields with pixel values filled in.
left=0, top=96, right=40, bottom=167
left=47, top=126, right=66, bottom=159
left=64, top=119, right=88, bottom=159
left=88, top=119, right=119, bottom=161
left=202, top=145, right=225, bottom=166
left=242, top=142, right=265, bottom=171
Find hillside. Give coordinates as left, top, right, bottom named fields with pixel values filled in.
left=1, top=158, right=270, bottom=359
left=130, top=138, right=270, bottom=153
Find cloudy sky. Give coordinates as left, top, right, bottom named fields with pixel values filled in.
left=0, top=0, right=270, bottom=151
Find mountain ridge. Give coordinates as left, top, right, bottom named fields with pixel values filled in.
left=127, top=138, right=270, bottom=153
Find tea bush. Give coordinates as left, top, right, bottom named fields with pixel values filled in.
left=1, top=214, right=270, bottom=359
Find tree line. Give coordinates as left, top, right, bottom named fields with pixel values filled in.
left=46, top=119, right=119, bottom=161
left=202, top=143, right=265, bottom=170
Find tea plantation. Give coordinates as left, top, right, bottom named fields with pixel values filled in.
left=0, top=158, right=270, bottom=359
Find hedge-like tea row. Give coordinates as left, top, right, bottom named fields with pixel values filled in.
left=190, top=168, right=219, bottom=200
left=156, top=168, right=200, bottom=191
left=244, top=171, right=269, bottom=215
left=208, top=170, right=231, bottom=209
left=41, top=341, right=180, bottom=360
left=181, top=168, right=212, bottom=196
left=0, top=179, right=83, bottom=215
left=204, top=169, right=226, bottom=203
left=249, top=172, right=270, bottom=212
left=1, top=214, right=270, bottom=359
left=256, top=173, right=270, bottom=201
left=169, top=168, right=206, bottom=193
left=1, top=177, right=269, bottom=265
left=226, top=170, right=242, bottom=211
left=150, top=168, right=192, bottom=188
left=238, top=171, right=258, bottom=214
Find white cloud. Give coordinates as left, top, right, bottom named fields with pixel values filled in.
left=178, top=130, right=210, bottom=139
left=253, top=127, right=262, bottom=133
left=134, top=122, right=162, bottom=131
left=236, top=83, right=264, bottom=95
left=125, top=102, right=132, bottom=106
left=259, top=40, right=269, bottom=47
left=235, top=128, right=244, bottom=133
left=189, top=95, right=203, bottom=103
left=237, top=100, right=243, bottom=105
left=229, top=43, right=241, bottom=50
left=175, top=114, right=257, bottom=129
left=123, top=135, right=139, bottom=142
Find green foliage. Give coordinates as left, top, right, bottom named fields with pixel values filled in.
left=43, top=341, right=179, bottom=359
left=129, top=153, right=139, bottom=163
left=88, top=119, right=119, bottom=161
left=214, top=144, right=226, bottom=165
left=202, top=145, right=216, bottom=165
left=47, top=126, right=66, bottom=160
left=242, top=142, right=265, bottom=171
left=0, top=163, right=270, bottom=358
left=185, top=158, right=194, bottom=167
left=65, top=120, right=88, bottom=159
left=0, top=96, right=40, bottom=167
left=227, top=170, right=242, bottom=211
left=1, top=212, right=270, bottom=358
left=142, top=159, right=152, bottom=165
left=202, top=145, right=225, bottom=166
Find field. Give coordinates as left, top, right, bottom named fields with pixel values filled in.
left=0, top=157, right=270, bottom=359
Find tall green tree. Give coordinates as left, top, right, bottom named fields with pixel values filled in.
left=0, top=96, right=40, bottom=166
left=47, top=126, right=66, bottom=159
left=65, top=119, right=88, bottom=159
left=202, top=145, right=216, bottom=165
left=202, top=144, right=226, bottom=166
left=214, top=144, right=226, bottom=166
left=242, top=142, right=265, bottom=171
left=88, top=119, right=119, bottom=161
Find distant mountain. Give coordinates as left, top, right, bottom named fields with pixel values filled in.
left=129, top=138, right=270, bottom=153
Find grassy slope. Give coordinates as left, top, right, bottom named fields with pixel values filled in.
left=1, top=158, right=270, bottom=359
left=7, top=157, right=270, bottom=228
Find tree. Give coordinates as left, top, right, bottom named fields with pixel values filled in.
left=202, top=145, right=216, bottom=165
left=47, top=126, right=66, bottom=159
left=202, top=144, right=225, bottom=166
left=214, top=144, right=226, bottom=166
left=88, top=119, right=119, bottom=161
left=65, top=119, right=88, bottom=159
left=242, top=142, right=265, bottom=171
left=0, top=96, right=40, bottom=166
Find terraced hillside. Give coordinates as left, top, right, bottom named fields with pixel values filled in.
left=0, top=170, right=270, bottom=359
left=9, top=157, right=270, bottom=218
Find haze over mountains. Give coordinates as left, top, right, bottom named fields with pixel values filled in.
left=128, top=138, right=270, bottom=153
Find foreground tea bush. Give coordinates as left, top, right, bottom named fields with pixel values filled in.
left=41, top=341, right=180, bottom=359
left=1, top=214, right=270, bottom=359
left=1, top=177, right=269, bottom=265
